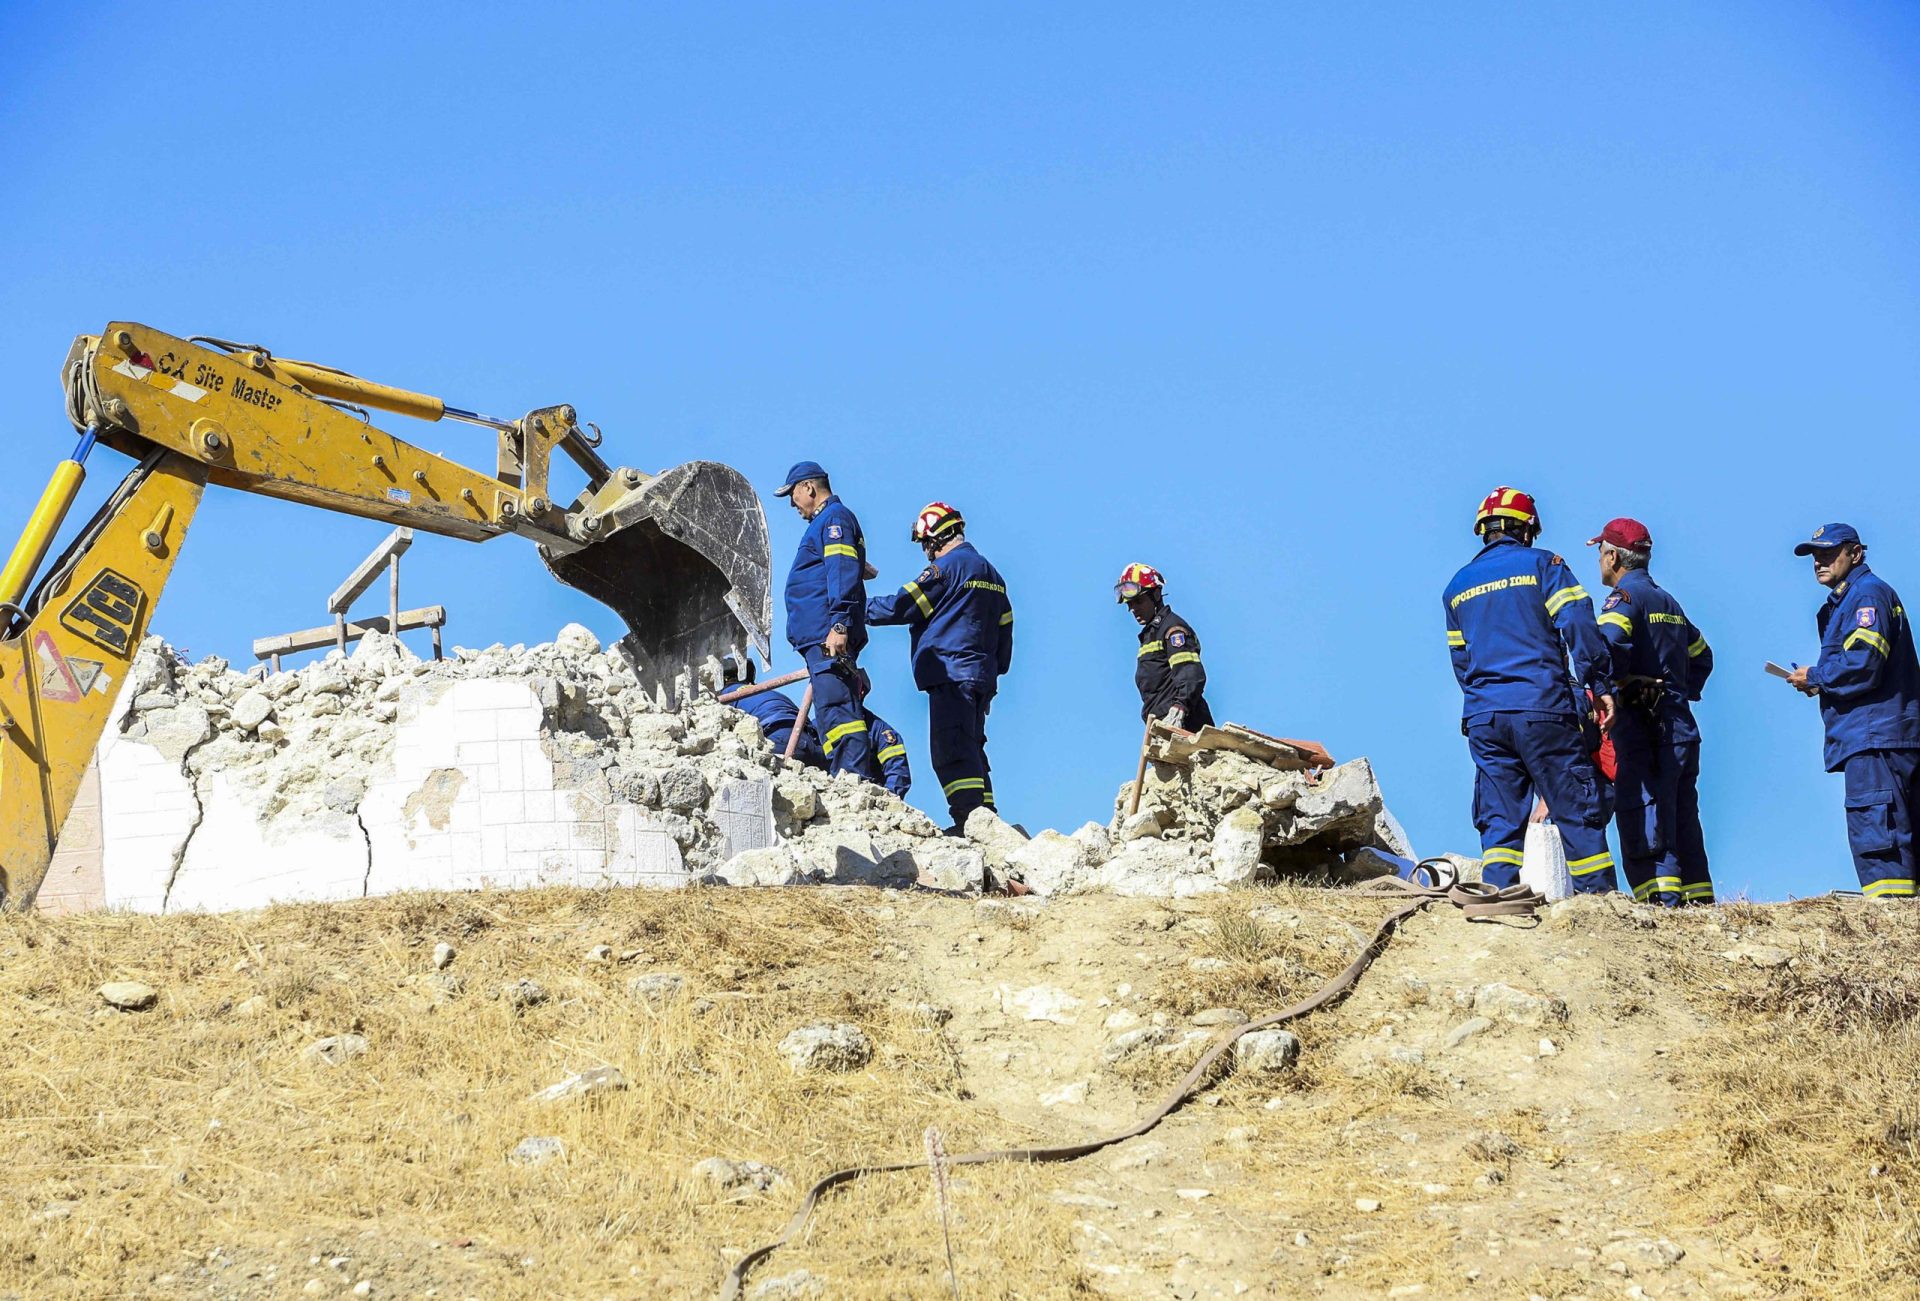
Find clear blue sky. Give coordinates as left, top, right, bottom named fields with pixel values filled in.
left=3, top=4, right=1916, bottom=901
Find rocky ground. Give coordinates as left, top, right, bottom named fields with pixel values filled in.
left=3, top=881, right=1916, bottom=1298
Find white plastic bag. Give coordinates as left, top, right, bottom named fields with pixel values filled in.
left=1521, top=820, right=1574, bottom=902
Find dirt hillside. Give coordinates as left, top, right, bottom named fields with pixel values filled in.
left=2, top=883, right=1916, bottom=1298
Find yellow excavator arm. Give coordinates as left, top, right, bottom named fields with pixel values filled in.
left=0, top=323, right=770, bottom=907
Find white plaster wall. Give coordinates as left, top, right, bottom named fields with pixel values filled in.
left=91, top=676, right=771, bottom=912
left=98, top=722, right=198, bottom=913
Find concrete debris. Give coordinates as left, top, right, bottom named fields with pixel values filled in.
left=98, top=980, right=158, bottom=1011
left=1472, top=982, right=1569, bottom=1026
left=500, top=979, right=549, bottom=1011
left=431, top=942, right=456, bottom=970
left=304, top=1034, right=370, bottom=1066
left=1232, top=1029, right=1301, bottom=1074
left=777, top=1022, right=874, bottom=1073
left=1102, top=1026, right=1173, bottom=1062
left=689, top=1157, right=789, bottom=1199
left=628, top=972, right=687, bottom=1006
left=530, top=1065, right=627, bottom=1104
left=507, top=1136, right=564, bottom=1167
left=72, top=631, right=1422, bottom=912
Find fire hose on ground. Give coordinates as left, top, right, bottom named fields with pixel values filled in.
left=717, top=865, right=1546, bottom=1299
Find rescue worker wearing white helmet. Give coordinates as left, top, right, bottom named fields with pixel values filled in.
left=865, top=502, right=1014, bottom=831
left=1116, top=563, right=1213, bottom=731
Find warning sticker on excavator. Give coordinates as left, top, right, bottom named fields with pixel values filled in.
left=32, top=632, right=83, bottom=703
left=111, top=358, right=207, bottom=403
left=59, top=568, right=145, bottom=656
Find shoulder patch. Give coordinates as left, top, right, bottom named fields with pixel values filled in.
left=917, top=565, right=940, bottom=584
left=1603, top=593, right=1621, bottom=610
left=1168, top=629, right=1189, bottom=648
left=1860, top=606, right=1877, bottom=628
left=826, top=523, right=843, bottom=540
left=1550, top=555, right=1564, bottom=566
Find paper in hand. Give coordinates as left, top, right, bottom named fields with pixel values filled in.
left=1764, top=662, right=1794, bottom=680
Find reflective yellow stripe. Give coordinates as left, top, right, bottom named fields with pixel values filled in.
left=1446, top=630, right=1465, bottom=647
left=1865, top=878, right=1915, bottom=897
left=1568, top=851, right=1614, bottom=876
left=1482, top=847, right=1525, bottom=865
left=999, top=611, right=1013, bottom=626
left=1544, top=585, right=1589, bottom=616
left=1633, top=876, right=1683, bottom=900
left=1688, top=637, right=1708, bottom=658
left=982, top=791, right=995, bottom=805
left=1138, top=640, right=1163, bottom=657
left=1598, top=612, right=1632, bottom=632
left=877, top=744, right=906, bottom=763
left=942, top=776, right=986, bottom=795
left=823, top=543, right=859, bottom=559
left=1167, top=652, right=1201, bottom=666
left=903, top=581, right=933, bottom=617
left=1680, top=883, right=1715, bottom=900
left=1845, top=628, right=1892, bottom=657
left=821, top=719, right=868, bottom=753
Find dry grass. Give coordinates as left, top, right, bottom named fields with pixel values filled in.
left=0, top=887, right=1093, bottom=1298
left=1653, top=900, right=1920, bottom=1296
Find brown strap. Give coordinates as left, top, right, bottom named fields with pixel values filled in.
left=717, top=863, right=1542, bottom=1299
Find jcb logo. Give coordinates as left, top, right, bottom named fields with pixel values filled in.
left=60, top=569, right=145, bottom=655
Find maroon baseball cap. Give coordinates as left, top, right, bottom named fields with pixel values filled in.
left=1587, top=517, right=1652, bottom=552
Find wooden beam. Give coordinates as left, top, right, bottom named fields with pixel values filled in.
left=253, top=605, right=446, bottom=660
left=328, top=527, right=413, bottom=614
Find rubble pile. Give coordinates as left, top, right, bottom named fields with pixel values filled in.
left=82, top=627, right=1415, bottom=912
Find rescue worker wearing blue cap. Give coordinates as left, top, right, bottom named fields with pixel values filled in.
left=1784, top=524, right=1920, bottom=900
left=866, top=501, right=1013, bottom=830
left=854, top=669, right=912, bottom=799
left=1443, top=487, right=1621, bottom=893
left=1589, top=518, right=1716, bottom=906
left=775, top=461, right=872, bottom=778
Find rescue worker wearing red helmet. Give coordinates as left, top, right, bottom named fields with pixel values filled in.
left=865, top=502, right=1013, bottom=830
left=1443, top=487, right=1621, bottom=893
left=1589, top=517, right=1716, bottom=906
left=1116, top=564, right=1213, bottom=731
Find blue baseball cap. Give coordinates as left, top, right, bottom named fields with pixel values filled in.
left=774, top=460, right=828, bottom=497
left=1793, top=522, right=1862, bottom=556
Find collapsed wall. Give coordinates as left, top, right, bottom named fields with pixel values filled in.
left=44, top=627, right=1418, bottom=913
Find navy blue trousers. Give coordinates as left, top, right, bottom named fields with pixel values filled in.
left=802, top=645, right=871, bottom=778
left=1842, top=748, right=1920, bottom=899
left=1467, top=711, right=1618, bottom=893
left=1611, top=714, right=1711, bottom=906
left=928, top=681, right=994, bottom=825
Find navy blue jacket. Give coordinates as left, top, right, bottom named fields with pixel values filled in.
left=1136, top=603, right=1213, bottom=727
left=1807, top=565, right=1920, bottom=771
left=1597, top=568, right=1713, bottom=744
left=866, top=541, right=1014, bottom=690
left=865, top=708, right=911, bottom=797
left=734, top=689, right=825, bottom=768
left=784, top=495, right=867, bottom=655
left=1444, top=534, right=1613, bottom=721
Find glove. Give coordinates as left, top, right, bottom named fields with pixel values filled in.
left=1165, top=706, right=1186, bottom=730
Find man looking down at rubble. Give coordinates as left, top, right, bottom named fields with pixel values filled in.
left=776, top=460, right=873, bottom=779
left=1443, top=487, right=1620, bottom=893
left=1590, top=517, right=1715, bottom=906
left=1117, top=563, right=1213, bottom=732
left=1785, top=524, right=1920, bottom=900
left=865, top=501, right=1012, bottom=831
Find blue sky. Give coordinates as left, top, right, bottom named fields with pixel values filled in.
left=3, top=4, right=1916, bottom=900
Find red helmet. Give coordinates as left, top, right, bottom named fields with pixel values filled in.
left=911, top=501, right=965, bottom=544
left=1475, top=486, right=1541, bottom=535
left=1114, top=562, right=1165, bottom=603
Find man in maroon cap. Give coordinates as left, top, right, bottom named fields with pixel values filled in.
left=1589, top=518, right=1716, bottom=905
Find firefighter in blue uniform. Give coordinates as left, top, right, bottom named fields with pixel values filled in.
left=775, top=460, right=872, bottom=778
left=1784, top=523, right=1920, bottom=900
left=722, top=659, right=826, bottom=770
left=1589, top=517, right=1715, bottom=906
left=1443, top=487, right=1620, bottom=893
left=866, top=501, right=1013, bottom=829
left=1116, top=563, right=1214, bottom=730
left=854, top=669, right=912, bottom=798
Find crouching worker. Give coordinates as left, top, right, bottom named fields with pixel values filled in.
left=722, top=659, right=826, bottom=769
left=854, top=669, right=912, bottom=798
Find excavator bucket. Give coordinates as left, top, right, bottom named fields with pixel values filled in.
left=543, top=459, right=771, bottom=697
